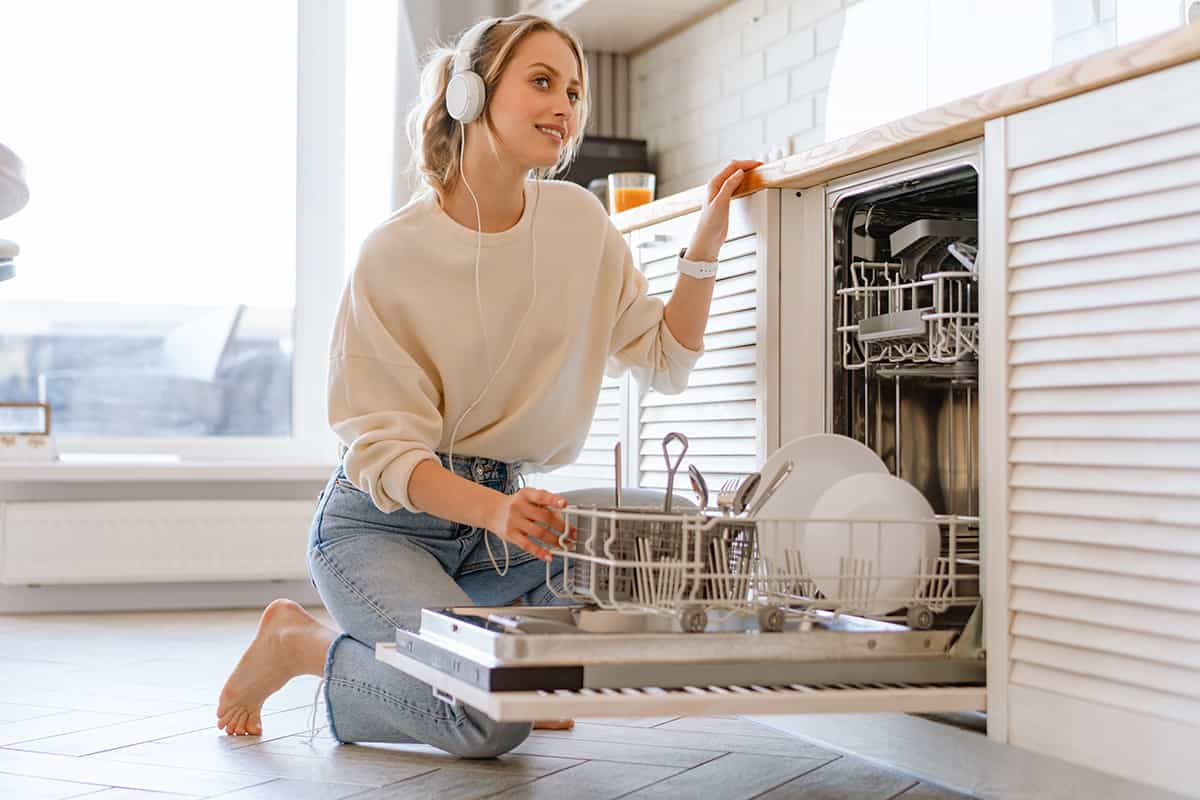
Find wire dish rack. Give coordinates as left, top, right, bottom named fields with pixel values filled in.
left=546, top=506, right=980, bottom=633
left=836, top=260, right=978, bottom=370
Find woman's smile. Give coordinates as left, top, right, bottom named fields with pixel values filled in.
left=535, top=124, right=565, bottom=145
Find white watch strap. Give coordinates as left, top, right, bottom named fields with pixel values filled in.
left=676, top=248, right=718, bottom=279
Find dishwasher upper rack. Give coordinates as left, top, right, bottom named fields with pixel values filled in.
left=836, top=260, right=978, bottom=371
left=544, top=505, right=980, bottom=633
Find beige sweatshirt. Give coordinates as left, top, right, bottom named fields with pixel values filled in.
left=328, top=178, right=704, bottom=514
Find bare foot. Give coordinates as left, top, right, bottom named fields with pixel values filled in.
left=533, top=719, right=575, bottom=730
left=217, top=598, right=336, bottom=736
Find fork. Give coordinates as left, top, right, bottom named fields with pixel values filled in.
left=716, top=477, right=742, bottom=514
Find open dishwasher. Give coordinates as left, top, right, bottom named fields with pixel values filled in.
left=376, top=149, right=988, bottom=722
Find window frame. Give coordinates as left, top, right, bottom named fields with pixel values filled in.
left=35, top=0, right=347, bottom=465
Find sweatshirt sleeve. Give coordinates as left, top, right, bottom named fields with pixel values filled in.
left=603, top=221, right=705, bottom=396
left=327, top=254, right=442, bottom=514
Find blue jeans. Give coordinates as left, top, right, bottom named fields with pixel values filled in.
left=306, top=452, right=568, bottom=756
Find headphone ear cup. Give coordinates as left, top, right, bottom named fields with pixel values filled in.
left=446, top=70, right=486, bottom=123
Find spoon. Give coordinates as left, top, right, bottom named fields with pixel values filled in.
left=732, top=471, right=762, bottom=514
left=687, top=464, right=709, bottom=510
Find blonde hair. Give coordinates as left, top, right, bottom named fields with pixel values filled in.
left=405, top=14, right=590, bottom=202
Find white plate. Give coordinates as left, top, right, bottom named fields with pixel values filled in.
left=749, top=434, right=888, bottom=521
left=751, top=435, right=888, bottom=575
left=803, top=473, right=939, bottom=617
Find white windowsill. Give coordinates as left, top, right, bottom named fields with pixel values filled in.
left=0, top=458, right=337, bottom=483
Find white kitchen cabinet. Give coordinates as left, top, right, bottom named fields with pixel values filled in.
left=982, top=57, right=1200, bottom=798
left=627, top=189, right=780, bottom=493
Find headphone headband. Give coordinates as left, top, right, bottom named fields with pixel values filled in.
left=452, top=17, right=500, bottom=77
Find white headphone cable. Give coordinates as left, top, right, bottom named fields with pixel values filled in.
left=445, top=119, right=541, bottom=575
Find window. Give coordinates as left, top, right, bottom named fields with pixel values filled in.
left=0, top=0, right=398, bottom=462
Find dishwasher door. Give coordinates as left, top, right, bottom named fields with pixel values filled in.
left=377, top=645, right=985, bottom=720
left=374, top=605, right=986, bottom=722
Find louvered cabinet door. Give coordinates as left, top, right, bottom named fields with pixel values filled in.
left=995, top=59, right=1200, bottom=797
left=630, top=190, right=780, bottom=494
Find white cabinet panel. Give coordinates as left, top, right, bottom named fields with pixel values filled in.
left=1006, top=60, right=1200, bottom=167
left=994, top=57, right=1200, bottom=798
left=778, top=188, right=828, bottom=443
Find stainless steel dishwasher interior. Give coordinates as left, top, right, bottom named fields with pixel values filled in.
left=829, top=164, right=981, bottom=628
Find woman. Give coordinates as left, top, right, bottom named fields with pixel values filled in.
left=217, top=12, right=759, bottom=757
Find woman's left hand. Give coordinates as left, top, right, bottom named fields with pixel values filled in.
left=685, top=159, right=763, bottom=262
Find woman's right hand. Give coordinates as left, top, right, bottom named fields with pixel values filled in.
left=486, top=487, right=576, bottom=561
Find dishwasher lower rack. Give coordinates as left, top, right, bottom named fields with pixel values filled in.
left=548, top=505, right=980, bottom=632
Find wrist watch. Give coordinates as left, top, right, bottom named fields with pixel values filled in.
left=676, top=247, right=718, bottom=279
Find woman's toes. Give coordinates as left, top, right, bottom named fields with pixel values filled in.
left=217, top=600, right=303, bottom=737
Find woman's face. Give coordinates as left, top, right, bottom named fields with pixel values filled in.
left=485, top=30, right=583, bottom=170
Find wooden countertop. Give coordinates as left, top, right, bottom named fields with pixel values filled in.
left=612, top=22, right=1200, bottom=233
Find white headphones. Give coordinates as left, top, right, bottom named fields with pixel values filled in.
left=443, top=17, right=542, bottom=576
left=445, top=17, right=497, bottom=124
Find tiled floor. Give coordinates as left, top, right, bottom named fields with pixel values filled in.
left=0, top=608, right=975, bottom=799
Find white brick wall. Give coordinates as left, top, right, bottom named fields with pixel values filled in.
left=631, top=0, right=845, bottom=196
left=629, top=0, right=1121, bottom=196
left=766, top=28, right=815, bottom=74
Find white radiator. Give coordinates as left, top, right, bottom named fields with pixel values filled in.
left=0, top=500, right=316, bottom=584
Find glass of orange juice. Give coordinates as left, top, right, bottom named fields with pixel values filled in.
left=607, top=172, right=655, bottom=214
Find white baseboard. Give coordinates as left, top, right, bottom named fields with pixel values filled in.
left=0, top=579, right=322, bottom=614
left=743, top=712, right=1188, bottom=800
